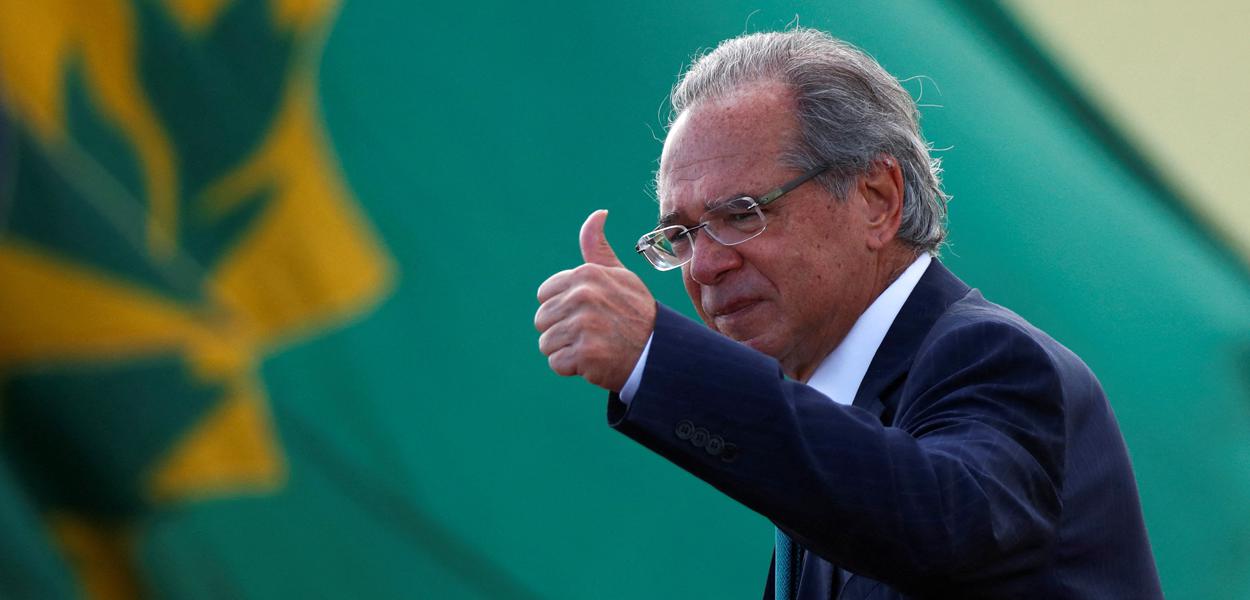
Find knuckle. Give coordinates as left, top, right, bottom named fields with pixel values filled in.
left=566, top=284, right=594, bottom=305
left=535, top=306, right=558, bottom=332
left=549, top=351, right=576, bottom=376
left=538, top=269, right=574, bottom=301
left=536, top=276, right=558, bottom=301
left=537, top=330, right=553, bottom=354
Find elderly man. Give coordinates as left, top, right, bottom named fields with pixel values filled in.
left=535, top=28, right=1161, bottom=599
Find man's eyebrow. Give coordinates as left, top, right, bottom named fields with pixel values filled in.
left=706, top=193, right=747, bottom=210
left=658, top=192, right=750, bottom=227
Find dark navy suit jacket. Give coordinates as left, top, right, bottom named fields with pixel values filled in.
left=609, top=260, right=1162, bottom=599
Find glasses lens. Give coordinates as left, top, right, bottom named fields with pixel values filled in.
left=637, top=225, right=692, bottom=270
left=704, top=197, right=765, bottom=245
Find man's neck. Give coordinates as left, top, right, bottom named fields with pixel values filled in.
left=787, top=246, right=922, bottom=382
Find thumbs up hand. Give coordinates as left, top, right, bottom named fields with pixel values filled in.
left=536, top=210, right=656, bottom=392
left=578, top=208, right=625, bottom=268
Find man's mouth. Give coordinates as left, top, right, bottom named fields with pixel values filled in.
left=710, top=298, right=761, bottom=319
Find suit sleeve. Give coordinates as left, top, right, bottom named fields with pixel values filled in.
left=609, top=304, right=1065, bottom=591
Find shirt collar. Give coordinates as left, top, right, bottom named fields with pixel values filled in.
left=805, top=253, right=931, bottom=405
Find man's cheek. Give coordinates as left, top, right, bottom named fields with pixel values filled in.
left=682, top=276, right=712, bottom=327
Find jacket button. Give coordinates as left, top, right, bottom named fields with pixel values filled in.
left=705, top=436, right=724, bottom=456
left=675, top=420, right=695, bottom=440
left=690, top=427, right=710, bottom=447
left=719, top=443, right=739, bottom=463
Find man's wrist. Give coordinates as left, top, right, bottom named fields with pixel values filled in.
left=618, top=332, right=654, bottom=403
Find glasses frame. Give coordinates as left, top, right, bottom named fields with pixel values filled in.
left=635, top=163, right=831, bottom=271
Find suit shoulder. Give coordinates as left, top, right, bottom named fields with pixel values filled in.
left=923, top=289, right=1095, bottom=383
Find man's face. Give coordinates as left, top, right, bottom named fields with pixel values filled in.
left=657, top=81, right=880, bottom=378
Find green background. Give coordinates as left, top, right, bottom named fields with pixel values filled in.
left=7, top=0, right=1250, bottom=598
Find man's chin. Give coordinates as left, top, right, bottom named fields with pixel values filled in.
left=727, top=329, right=780, bottom=358
left=712, top=302, right=768, bottom=338
left=706, top=305, right=782, bottom=357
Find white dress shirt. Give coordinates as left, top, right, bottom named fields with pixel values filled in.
left=805, top=253, right=930, bottom=404
left=620, top=253, right=931, bottom=404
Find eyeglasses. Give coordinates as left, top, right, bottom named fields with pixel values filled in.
left=634, top=164, right=830, bottom=271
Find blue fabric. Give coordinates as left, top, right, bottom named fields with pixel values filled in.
left=608, top=260, right=1162, bottom=599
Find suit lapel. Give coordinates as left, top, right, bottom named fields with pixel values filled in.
left=837, top=260, right=970, bottom=598
left=851, top=259, right=970, bottom=418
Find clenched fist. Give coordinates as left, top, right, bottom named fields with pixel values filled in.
left=535, top=210, right=656, bottom=392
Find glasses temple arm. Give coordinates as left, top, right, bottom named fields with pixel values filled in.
left=757, top=164, right=831, bottom=206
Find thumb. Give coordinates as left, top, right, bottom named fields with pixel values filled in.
left=579, top=209, right=623, bottom=267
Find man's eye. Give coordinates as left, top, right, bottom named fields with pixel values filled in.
left=721, top=211, right=762, bottom=230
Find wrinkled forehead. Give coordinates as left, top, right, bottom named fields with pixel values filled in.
left=657, top=141, right=754, bottom=213
left=657, top=83, right=799, bottom=216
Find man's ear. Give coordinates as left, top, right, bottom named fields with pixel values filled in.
left=859, top=155, right=905, bottom=250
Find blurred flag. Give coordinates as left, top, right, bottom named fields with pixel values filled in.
left=0, top=1, right=1247, bottom=599
left=0, top=0, right=391, bottom=596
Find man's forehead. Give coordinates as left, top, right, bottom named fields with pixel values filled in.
left=658, top=81, right=798, bottom=187
left=655, top=154, right=776, bottom=228
left=657, top=95, right=797, bottom=220
left=661, top=94, right=791, bottom=166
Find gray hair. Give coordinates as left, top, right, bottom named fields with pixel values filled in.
left=666, top=28, right=949, bottom=253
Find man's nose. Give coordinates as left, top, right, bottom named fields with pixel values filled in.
left=686, top=230, right=742, bottom=285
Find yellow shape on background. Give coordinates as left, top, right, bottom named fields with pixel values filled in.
left=149, top=376, right=285, bottom=503
left=166, top=0, right=232, bottom=29
left=166, top=0, right=333, bottom=31
left=206, top=74, right=394, bottom=351
left=272, top=0, right=339, bottom=29
left=1004, top=0, right=1250, bottom=267
left=0, top=0, right=76, bottom=138
left=0, top=244, right=199, bottom=365
left=49, top=515, right=140, bottom=600
left=0, top=3, right=395, bottom=598
left=0, top=0, right=179, bottom=259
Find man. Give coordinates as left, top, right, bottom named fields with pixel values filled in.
left=535, top=28, right=1161, bottom=599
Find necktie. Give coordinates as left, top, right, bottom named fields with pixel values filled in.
left=775, top=528, right=799, bottom=600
